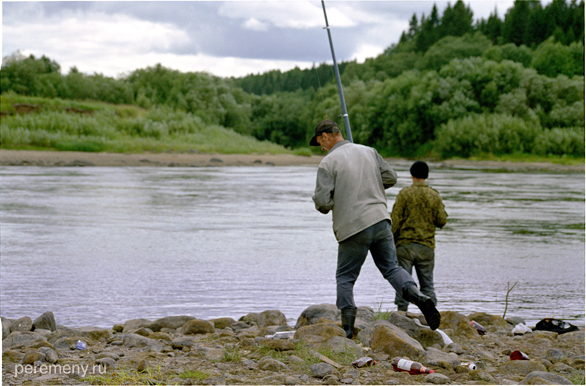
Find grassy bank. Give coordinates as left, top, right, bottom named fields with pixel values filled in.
left=0, top=93, right=290, bottom=155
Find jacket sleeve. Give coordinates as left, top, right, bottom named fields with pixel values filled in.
left=390, top=192, right=405, bottom=239
left=376, top=152, right=397, bottom=189
left=312, top=166, right=335, bottom=214
left=434, top=196, right=448, bottom=229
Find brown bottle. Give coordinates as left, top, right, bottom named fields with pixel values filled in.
left=391, top=357, right=435, bottom=374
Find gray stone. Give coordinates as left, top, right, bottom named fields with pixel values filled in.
left=209, top=317, right=236, bottom=329
left=294, top=323, right=346, bottom=345
left=77, top=327, right=113, bottom=341
left=3, top=331, right=48, bottom=349
left=261, top=338, right=295, bottom=351
left=558, top=330, right=585, bottom=343
left=38, top=347, right=58, bottom=363
left=33, top=312, right=57, bottom=332
left=2, top=317, right=13, bottom=339
left=506, top=316, right=526, bottom=326
left=171, top=337, right=194, bottom=349
left=123, top=318, right=154, bottom=333
left=150, top=315, right=195, bottom=332
left=12, top=316, right=33, bottom=332
left=519, top=371, right=573, bottom=385
left=425, top=373, right=451, bottom=384
left=239, top=313, right=259, bottom=325
left=386, top=312, right=444, bottom=348
left=498, top=360, right=547, bottom=376
left=295, top=304, right=340, bottom=328
left=204, top=348, right=226, bottom=361
left=22, top=350, right=45, bottom=365
left=355, top=307, right=375, bottom=330
left=421, top=347, right=461, bottom=369
left=258, top=356, right=287, bottom=371
left=284, top=376, right=299, bottom=385
left=96, top=357, right=117, bottom=369
left=181, top=319, right=215, bottom=335
left=545, top=348, right=568, bottom=363
left=370, top=319, right=424, bottom=358
left=323, top=336, right=363, bottom=357
left=257, top=310, right=288, bottom=328
left=311, top=362, right=336, bottom=378
left=549, top=362, right=578, bottom=374
left=470, top=370, right=496, bottom=383
left=122, top=333, right=163, bottom=352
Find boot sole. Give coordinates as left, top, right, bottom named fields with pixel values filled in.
left=420, top=299, right=441, bottom=330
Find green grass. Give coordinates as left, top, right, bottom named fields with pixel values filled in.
left=1, top=93, right=291, bottom=155
left=82, top=366, right=165, bottom=385
left=178, top=370, right=209, bottom=380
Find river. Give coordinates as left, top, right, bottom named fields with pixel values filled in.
left=1, top=164, right=584, bottom=328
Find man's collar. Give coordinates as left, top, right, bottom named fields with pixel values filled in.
left=413, top=180, right=428, bottom=186
left=327, top=140, right=351, bottom=154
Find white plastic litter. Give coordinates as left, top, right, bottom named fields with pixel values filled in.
left=413, top=317, right=453, bottom=344
left=512, top=323, right=532, bottom=335
left=264, top=331, right=295, bottom=339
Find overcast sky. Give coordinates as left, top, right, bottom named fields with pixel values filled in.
left=2, top=0, right=522, bottom=79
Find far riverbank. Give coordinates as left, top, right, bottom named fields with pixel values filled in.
left=0, top=150, right=584, bottom=173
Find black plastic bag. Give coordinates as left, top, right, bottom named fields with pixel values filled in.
left=533, top=318, right=579, bottom=334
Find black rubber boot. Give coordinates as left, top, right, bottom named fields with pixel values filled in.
left=341, top=308, right=357, bottom=339
left=404, top=285, right=441, bottom=330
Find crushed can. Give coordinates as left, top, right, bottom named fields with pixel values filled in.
left=510, top=350, right=530, bottom=360
left=351, top=356, right=376, bottom=368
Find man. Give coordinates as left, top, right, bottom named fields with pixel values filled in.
left=391, top=161, right=448, bottom=312
left=311, top=119, right=441, bottom=337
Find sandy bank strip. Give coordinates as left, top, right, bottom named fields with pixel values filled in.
left=0, top=150, right=324, bottom=168
left=0, top=150, right=583, bottom=172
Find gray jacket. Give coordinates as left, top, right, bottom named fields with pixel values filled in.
left=312, top=140, right=397, bottom=242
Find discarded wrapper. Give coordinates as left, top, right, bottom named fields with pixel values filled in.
left=351, top=356, right=376, bottom=368
left=76, top=340, right=86, bottom=350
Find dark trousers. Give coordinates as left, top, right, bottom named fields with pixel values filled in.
left=394, top=243, right=436, bottom=310
left=336, top=220, right=416, bottom=310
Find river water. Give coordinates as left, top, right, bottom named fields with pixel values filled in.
left=1, top=163, right=584, bottom=328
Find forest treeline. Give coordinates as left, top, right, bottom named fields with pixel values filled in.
left=1, top=0, right=584, bottom=158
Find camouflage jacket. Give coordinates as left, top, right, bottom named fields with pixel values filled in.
left=391, top=181, right=447, bottom=250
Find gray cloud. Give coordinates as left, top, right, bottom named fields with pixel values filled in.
left=2, top=1, right=521, bottom=78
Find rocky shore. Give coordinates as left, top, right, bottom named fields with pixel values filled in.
left=2, top=306, right=584, bottom=385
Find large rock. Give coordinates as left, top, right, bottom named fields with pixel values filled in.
left=11, top=316, right=33, bottom=332
left=467, top=312, right=509, bottom=329
left=295, top=304, right=340, bottom=328
left=355, top=307, right=376, bottom=330
left=498, top=360, right=547, bottom=376
left=439, top=311, right=478, bottom=338
left=261, top=338, right=295, bottom=351
left=322, top=336, right=363, bottom=357
left=181, top=319, right=215, bottom=335
left=2, top=317, right=13, bottom=339
left=210, top=317, right=236, bottom=329
left=123, top=318, right=154, bottom=333
left=294, top=323, right=345, bottom=345
left=519, top=371, right=573, bottom=385
left=33, top=312, right=57, bottom=332
left=370, top=320, right=424, bottom=359
left=386, top=312, right=444, bottom=348
left=257, top=310, right=287, bottom=328
left=122, top=333, right=163, bottom=352
left=420, top=347, right=461, bottom=369
left=77, top=327, right=112, bottom=341
left=3, top=331, right=48, bottom=349
left=150, top=315, right=195, bottom=332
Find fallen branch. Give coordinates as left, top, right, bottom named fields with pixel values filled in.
left=503, top=281, right=518, bottom=319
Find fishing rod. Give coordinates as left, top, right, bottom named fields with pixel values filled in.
left=321, top=0, right=353, bottom=143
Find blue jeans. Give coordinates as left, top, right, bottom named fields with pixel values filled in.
left=336, top=220, right=416, bottom=310
left=394, top=243, right=436, bottom=310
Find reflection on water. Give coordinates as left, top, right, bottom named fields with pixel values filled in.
left=1, top=164, right=584, bottom=328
